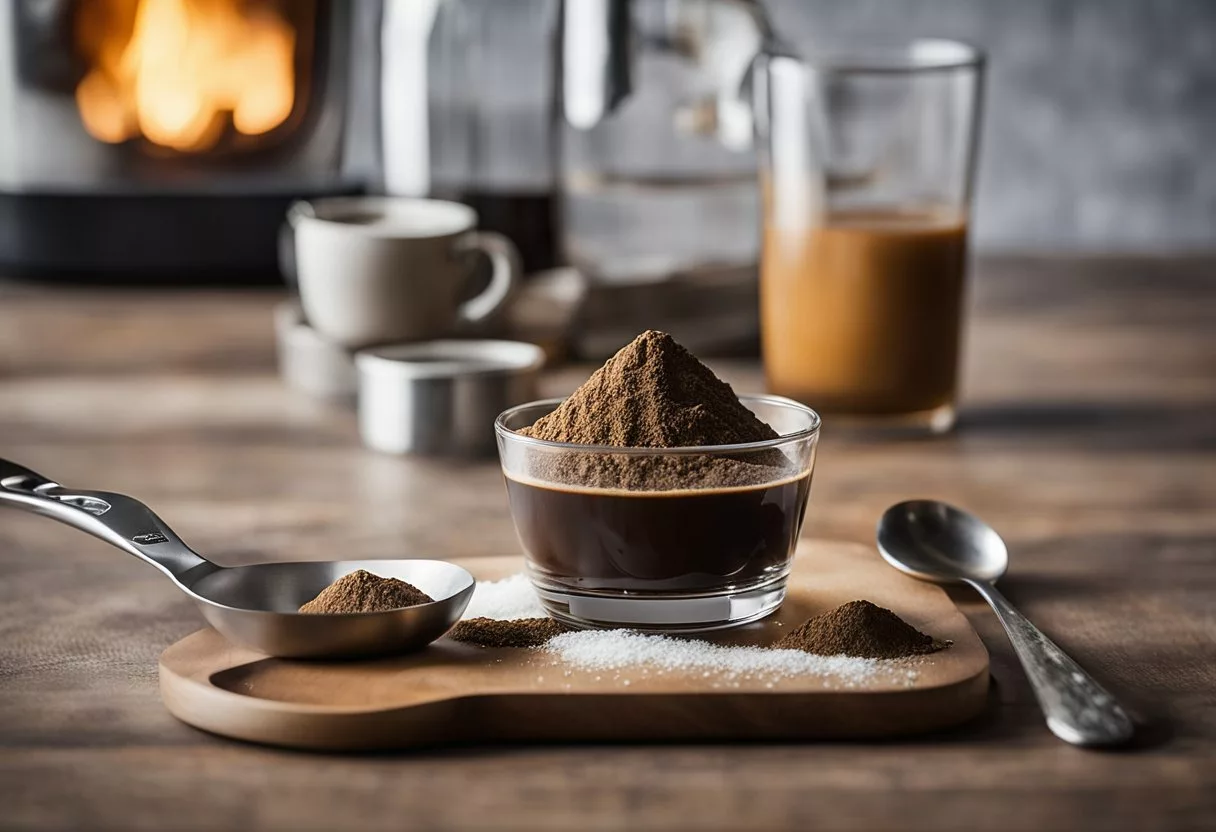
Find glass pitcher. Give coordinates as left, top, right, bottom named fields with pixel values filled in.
left=557, top=0, right=774, bottom=354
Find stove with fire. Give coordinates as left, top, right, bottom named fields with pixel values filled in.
left=0, top=0, right=358, bottom=281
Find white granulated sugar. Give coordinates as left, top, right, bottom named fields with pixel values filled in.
left=461, top=573, right=547, bottom=621
left=545, top=630, right=881, bottom=685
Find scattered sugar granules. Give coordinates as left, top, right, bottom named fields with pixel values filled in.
left=458, top=573, right=928, bottom=689
left=460, top=573, right=547, bottom=621
left=545, top=629, right=880, bottom=686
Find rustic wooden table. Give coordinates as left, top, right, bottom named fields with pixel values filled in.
left=1, top=258, right=1213, bottom=831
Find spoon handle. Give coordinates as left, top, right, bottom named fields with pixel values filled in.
left=0, top=457, right=211, bottom=580
left=968, top=579, right=1134, bottom=746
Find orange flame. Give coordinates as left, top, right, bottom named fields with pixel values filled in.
left=75, top=0, right=296, bottom=152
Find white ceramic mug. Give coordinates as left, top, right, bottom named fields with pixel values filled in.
left=290, top=197, right=521, bottom=348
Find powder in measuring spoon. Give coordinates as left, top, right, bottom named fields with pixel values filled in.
left=299, top=569, right=434, bottom=614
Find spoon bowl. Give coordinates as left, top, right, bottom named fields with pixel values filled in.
left=877, top=499, right=1008, bottom=583
left=0, top=458, right=474, bottom=659
left=184, top=559, right=474, bottom=659
left=876, top=498, right=1135, bottom=747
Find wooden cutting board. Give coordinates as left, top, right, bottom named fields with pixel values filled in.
left=159, top=541, right=989, bottom=750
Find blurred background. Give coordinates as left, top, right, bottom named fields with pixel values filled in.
left=363, top=0, right=1216, bottom=254
left=778, top=0, right=1216, bottom=253
left=0, top=0, right=1213, bottom=361
left=2, top=0, right=1212, bottom=363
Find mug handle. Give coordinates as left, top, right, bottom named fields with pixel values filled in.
left=453, top=231, right=522, bottom=325
left=286, top=199, right=315, bottom=227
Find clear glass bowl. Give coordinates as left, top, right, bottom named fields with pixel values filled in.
left=494, top=395, right=820, bottom=632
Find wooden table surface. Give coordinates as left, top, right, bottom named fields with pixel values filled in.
left=1, top=258, right=1214, bottom=831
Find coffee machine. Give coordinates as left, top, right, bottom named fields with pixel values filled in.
left=0, top=0, right=365, bottom=282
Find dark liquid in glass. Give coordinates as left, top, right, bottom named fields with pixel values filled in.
left=504, top=473, right=812, bottom=592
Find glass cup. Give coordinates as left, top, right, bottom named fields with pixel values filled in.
left=754, top=39, right=985, bottom=434
left=495, top=396, right=820, bottom=631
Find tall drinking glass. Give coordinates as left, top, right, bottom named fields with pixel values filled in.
left=754, top=40, right=984, bottom=434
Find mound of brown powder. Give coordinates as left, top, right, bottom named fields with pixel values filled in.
left=299, top=569, right=434, bottom=614
left=449, top=617, right=567, bottom=648
left=517, top=331, right=792, bottom=490
left=521, top=330, right=777, bottom=447
left=775, top=600, right=949, bottom=659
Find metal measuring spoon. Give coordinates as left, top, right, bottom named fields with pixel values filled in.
left=877, top=499, right=1134, bottom=747
left=0, top=458, right=474, bottom=659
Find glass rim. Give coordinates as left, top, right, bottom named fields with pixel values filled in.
left=800, top=37, right=985, bottom=74
left=494, top=394, right=821, bottom=455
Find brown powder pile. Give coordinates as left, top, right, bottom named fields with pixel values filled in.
left=299, top=569, right=434, bottom=614
left=518, top=330, right=791, bottom=489
left=775, top=600, right=949, bottom=659
left=521, top=330, right=776, bottom=447
left=449, top=617, right=567, bottom=648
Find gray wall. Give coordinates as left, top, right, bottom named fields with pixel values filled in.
left=767, top=0, right=1216, bottom=252
left=371, top=0, right=1216, bottom=253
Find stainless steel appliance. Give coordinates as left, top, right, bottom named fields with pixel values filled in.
left=0, top=0, right=359, bottom=281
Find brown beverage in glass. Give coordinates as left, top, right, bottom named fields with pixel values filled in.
left=754, top=40, right=983, bottom=433
left=505, top=472, right=812, bottom=592
left=495, top=396, right=820, bottom=630
left=762, top=208, right=968, bottom=415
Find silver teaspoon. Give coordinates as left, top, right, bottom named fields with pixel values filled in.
left=877, top=499, right=1134, bottom=747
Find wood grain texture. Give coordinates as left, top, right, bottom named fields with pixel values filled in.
left=158, top=545, right=989, bottom=750
left=1, top=257, right=1215, bottom=831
